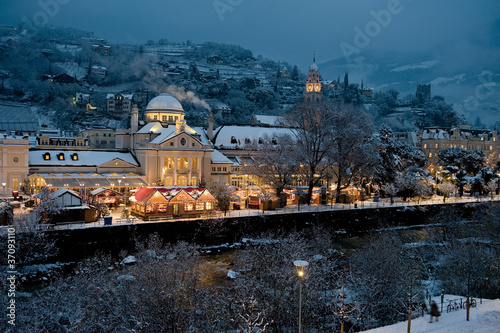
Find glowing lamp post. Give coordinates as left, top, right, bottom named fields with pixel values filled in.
left=294, top=260, right=309, bottom=333
left=2, top=182, right=6, bottom=198
left=118, top=179, right=122, bottom=192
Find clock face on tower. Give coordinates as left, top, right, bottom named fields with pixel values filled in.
left=314, top=83, right=321, bottom=92
left=306, top=83, right=313, bottom=92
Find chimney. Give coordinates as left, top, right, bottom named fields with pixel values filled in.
left=207, top=113, right=214, bottom=141
left=130, top=104, right=139, bottom=150
left=131, top=104, right=139, bottom=133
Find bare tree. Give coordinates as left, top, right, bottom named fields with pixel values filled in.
left=283, top=101, right=339, bottom=205
left=244, top=135, right=296, bottom=196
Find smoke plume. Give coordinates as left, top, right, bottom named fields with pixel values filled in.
left=166, top=85, right=211, bottom=111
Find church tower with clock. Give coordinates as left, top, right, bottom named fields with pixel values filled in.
left=304, top=54, right=323, bottom=103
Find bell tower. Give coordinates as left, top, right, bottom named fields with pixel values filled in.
left=304, top=54, right=322, bottom=103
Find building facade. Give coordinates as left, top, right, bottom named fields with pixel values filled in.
left=421, top=126, right=499, bottom=162
left=116, top=94, right=215, bottom=187
left=0, top=135, right=30, bottom=194
left=106, top=93, right=133, bottom=118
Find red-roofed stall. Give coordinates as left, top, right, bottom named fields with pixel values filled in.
left=130, top=187, right=216, bottom=220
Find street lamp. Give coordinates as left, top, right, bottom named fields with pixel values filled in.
left=118, top=179, right=122, bottom=192
left=294, top=260, right=309, bottom=333
left=2, top=182, right=6, bottom=198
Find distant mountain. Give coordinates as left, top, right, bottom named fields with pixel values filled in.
left=319, top=40, right=500, bottom=127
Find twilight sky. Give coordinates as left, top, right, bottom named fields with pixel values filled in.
left=1, top=0, right=499, bottom=71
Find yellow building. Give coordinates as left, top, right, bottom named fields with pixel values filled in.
left=0, top=135, right=30, bottom=194
left=116, top=94, right=219, bottom=187
left=421, top=127, right=499, bottom=162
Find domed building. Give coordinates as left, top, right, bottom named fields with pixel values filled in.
left=116, top=93, right=233, bottom=187
left=144, top=93, right=186, bottom=125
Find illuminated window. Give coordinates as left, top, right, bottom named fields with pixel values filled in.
left=185, top=203, right=193, bottom=211
left=429, top=153, right=432, bottom=157
left=434, top=144, right=438, bottom=148
left=71, top=153, right=78, bottom=161
left=206, top=202, right=213, bottom=210
left=192, top=158, right=199, bottom=170
left=57, top=153, right=65, bottom=161
left=43, top=152, right=51, bottom=160
left=177, top=157, right=188, bottom=169
left=423, top=144, right=427, bottom=149
left=165, top=157, right=174, bottom=169
left=196, top=202, right=204, bottom=211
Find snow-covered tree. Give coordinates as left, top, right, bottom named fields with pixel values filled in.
left=485, top=180, right=498, bottom=198
left=437, top=182, right=457, bottom=202
left=209, top=182, right=238, bottom=216
left=395, top=166, right=432, bottom=202
left=437, top=148, right=485, bottom=196
left=32, top=187, right=63, bottom=224
left=375, top=125, right=427, bottom=185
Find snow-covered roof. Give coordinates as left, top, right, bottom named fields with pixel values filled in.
left=211, top=149, right=233, bottom=164
left=106, top=93, right=133, bottom=100
left=29, top=150, right=139, bottom=166
left=145, top=93, right=184, bottom=113
left=213, top=102, right=231, bottom=110
left=212, top=125, right=294, bottom=149
left=0, top=102, right=38, bottom=133
left=135, top=122, right=207, bottom=146
left=49, top=187, right=81, bottom=200
left=254, top=115, right=282, bottom=126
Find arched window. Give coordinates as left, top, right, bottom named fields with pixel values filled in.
left=43, top=152, right=51, bottom=160
left=57, top=153, right=65, bottom=161
left=71, top=153, right=78, bottom=161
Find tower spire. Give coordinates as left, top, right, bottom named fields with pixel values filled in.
left=313, top=53, right=316, bottom=63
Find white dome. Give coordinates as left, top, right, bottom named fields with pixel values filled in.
left=145, top=93, right=184, bottom=113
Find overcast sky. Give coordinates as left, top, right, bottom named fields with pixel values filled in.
left=1, top=0, right=499, bottom=71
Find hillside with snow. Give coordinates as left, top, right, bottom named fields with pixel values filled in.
left=362, top=296, right=500, bottom=333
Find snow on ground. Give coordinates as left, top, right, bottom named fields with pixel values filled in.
left=361, top=296, right=500, bottom=333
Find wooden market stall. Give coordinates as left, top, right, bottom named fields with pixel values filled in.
left=89, top=187, right=123, bottom=207
left=130, top=187, right=216, bottom=220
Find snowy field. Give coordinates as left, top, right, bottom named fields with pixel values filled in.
left=362, top=296, right=500, bottom=333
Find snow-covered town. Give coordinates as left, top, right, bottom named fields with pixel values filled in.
left=1, top=1, right=500, bottom=332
